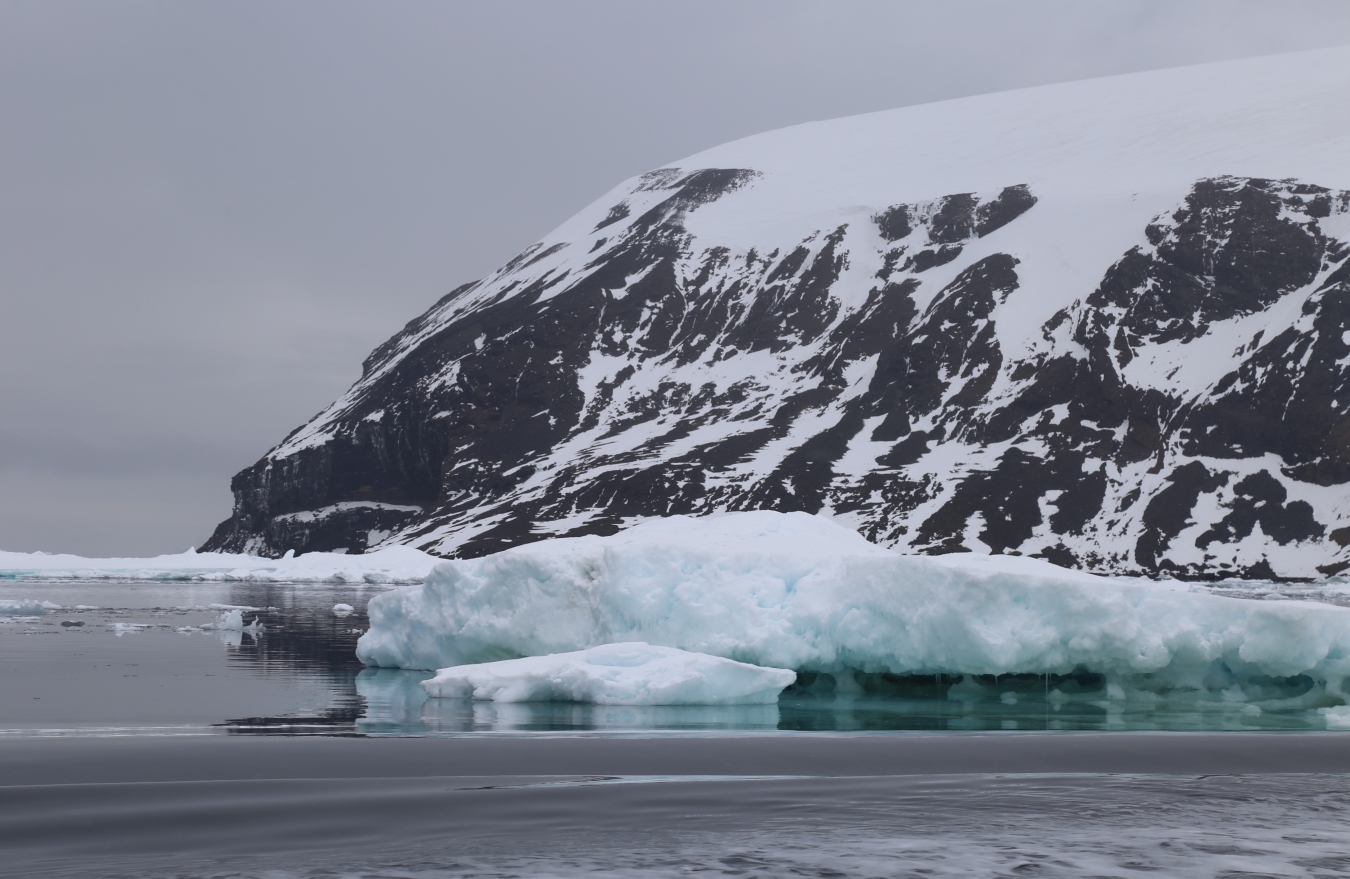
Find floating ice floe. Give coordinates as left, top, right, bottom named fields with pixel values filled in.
left=0, top=545, right=440, bottom=583
left=333, top=603, right=355, bottom=616
left=110, top=623, right=150, bottom=636
left=358, top=512, right=1350, bottom=709
left=200, top=609, right=263, bottom=633
left=421, top=642, right=797, bottom=705
left=0, top=599, right=61, bottom=614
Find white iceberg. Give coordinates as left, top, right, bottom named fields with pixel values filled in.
left=421, top=642, right=797, bottom=705
left=0, top=545, right=440, bottom=583
left=332, top=603, right=356, bottom=616
left=357, top=512, right=1350, bottom=704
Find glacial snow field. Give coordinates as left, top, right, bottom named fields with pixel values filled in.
left=201, top=46, right=1350, bottom=580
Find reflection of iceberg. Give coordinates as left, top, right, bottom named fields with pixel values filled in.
left=354, top=667, right=780, bottom=734
left=422, top=643, right=796, bottom=705
left=201, top=608, right=264, bottom=634
left=357, top=512, right=1350, bottom=711
left=356, top=667, right=433, bottom=732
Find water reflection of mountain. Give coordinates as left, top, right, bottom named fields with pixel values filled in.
left=216, top=583, right=385, bottom=734
left=220, top=673, right=365, bottom=735
left=221, top=583, right=378, bottom=672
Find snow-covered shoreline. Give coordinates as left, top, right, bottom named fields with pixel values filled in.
left=0, top=545, right=441, bottom=584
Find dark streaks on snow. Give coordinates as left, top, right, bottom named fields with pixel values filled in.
left=205, top=175, right=1350, bottom=579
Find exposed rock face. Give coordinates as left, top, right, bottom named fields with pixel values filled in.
left=203, top=50, right=1350, bottom=578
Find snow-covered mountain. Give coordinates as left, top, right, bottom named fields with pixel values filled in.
left=204, top=47, right=1350, bottom=579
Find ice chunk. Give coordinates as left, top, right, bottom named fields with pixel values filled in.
left=357, top=512, right=1350, bottom=705
left=333, top=603, right=355, bottom=616
left=422, top=643, right=797, bottom=705
left=201, top=609, right=244, bottom=631
left=0, top=599, right=61, bottom=614
left=110, top=623, right=149, bottom=635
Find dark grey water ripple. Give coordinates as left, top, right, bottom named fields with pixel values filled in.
left=5, top=773, right=1350, bottom=878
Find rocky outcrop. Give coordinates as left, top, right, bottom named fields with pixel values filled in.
left=203, top=168, right=1350, bottom=579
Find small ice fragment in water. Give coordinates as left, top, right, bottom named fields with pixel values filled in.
left=333, top=603, right=355, bottom=616
left=201, top=609, right=261, bottom=632
left=422, top=642, right=797, bottom=705
left=1000, top=691, right=1018, bottom=705
left=111, top=623, right=149, bottom=635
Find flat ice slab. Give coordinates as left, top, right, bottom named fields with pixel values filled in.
left=422, top=642, right=797, bottom=705
left=358, top=512, right=1350, bottom=704
left=0, top=545, right=439, bottom=583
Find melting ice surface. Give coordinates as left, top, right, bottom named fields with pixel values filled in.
left=359, top=512, right=1350, bottom=715
left=421, top=643, right=797, bottom=705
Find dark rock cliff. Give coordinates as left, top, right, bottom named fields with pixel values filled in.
left=203, top=164, right=1350, bottom=579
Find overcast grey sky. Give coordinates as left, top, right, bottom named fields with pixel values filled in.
left=3, top=1, right=1349, bottom=556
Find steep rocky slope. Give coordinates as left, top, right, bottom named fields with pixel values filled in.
left=204, top=47, right=1350, bottom=579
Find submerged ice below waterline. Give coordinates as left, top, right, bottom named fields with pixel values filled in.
left=356, top=665, right=1350, bottom=734
left=357, top=512, right=1350, bottom=713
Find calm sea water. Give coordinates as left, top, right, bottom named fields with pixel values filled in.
left=4, top=578, right=1350, bottom=878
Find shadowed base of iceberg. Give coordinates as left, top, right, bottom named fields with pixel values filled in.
left=420, top=643, right=797, bottom=705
